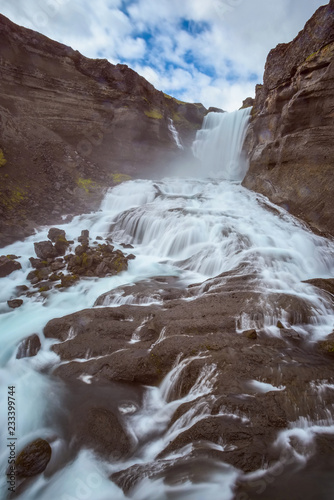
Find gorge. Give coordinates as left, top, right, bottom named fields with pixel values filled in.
left=0, top=2, right=334, bottom=500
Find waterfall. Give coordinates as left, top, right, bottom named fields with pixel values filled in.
left=168, top=118, right=184, bottom=149
left=192, top=108, right=251, bottom=181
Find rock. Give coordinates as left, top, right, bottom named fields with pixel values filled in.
left=243, top=2, right=334, bottom=236
left=0, top=255, right=21, bottom=277
left=303, top=278, right=334, bottom=298
left=121, top=243, right=134, bottom=249
left=34, top=241, right=57, bottom=260
left=8, top=299, right=23, bottom=309
left=15, top=285, right=28, bottom=296
left=78, top=230, right=90, bottom=247
left=318, top=332, right=334, bottom=355
left=126, top=254, right=136, bottom=260
left=29, top=257, right=48, bottom=269
left=15, top=439, right=51, bottom=477
left=96, top=236, right=103, bottom=240
left=242, top=329, right=257, bottom=340
left=47, top=228, right=66, bottom=242
left=57, top=274, right=79, bottom=288
left=207, top=107, right=225, bottom=113
left=16, top=334, right=41, bottom=359
left=277, top=321, right=284, bottom=329
left=0, top=13, right=207, bottom=248
left=239, top=97, right=254, bottom=109
left=75, top=407, right=130, bottom=460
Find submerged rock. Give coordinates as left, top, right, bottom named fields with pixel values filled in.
left=15, top=439, right=52, bottom=477
left=7, top=299, right=23, bottom=309
left=16, top=334, right=41, bottom=359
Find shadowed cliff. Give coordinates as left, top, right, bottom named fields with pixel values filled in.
left=243, top=1, right=334, bottom=236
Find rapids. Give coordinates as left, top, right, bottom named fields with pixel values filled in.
left=0, top=110, right=333, bottom=499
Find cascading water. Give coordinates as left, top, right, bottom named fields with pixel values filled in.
left=0, top=109, right=333, bottom=500
left=192, top=108, right=251, bottom=180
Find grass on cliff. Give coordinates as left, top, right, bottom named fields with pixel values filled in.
left=144, top=109, right=163, bottom=119
left=0, top=149, right=7, bottom=167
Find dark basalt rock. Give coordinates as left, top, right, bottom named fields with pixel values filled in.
left=34, top=241, right=58, bottom=260
left=15, top=439, right=52, bottom=477
left=47, top=227, right=66, bottom=242
left=75, top=407, right=131, bottom=460
left=0, top=14, right=207, bottom=248
left=243, top=2, right=334, bottom=236
left=7, top=299, right=23, bottom=309
left=0, top=255, right=21, bottom=277
left=16, top=334, right=41, bottom=359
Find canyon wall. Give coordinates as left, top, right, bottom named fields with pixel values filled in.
left=243, top=1, right=334, bottom=236
left=0, top=14, right=206, bottom=246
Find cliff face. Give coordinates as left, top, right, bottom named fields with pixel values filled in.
left=243, top=2, right=334, bottom=236
left=0, top=14, right=206, bottom=246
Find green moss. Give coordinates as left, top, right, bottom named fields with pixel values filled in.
left=76, top=178, right=96, bottom=193
left=144, top=109, right=163, bottom=119
left=39, top=286, right=50, bottom=292
left=0, top=149, right=7, bottom=168
left=111, top=173, right=132, bottom=184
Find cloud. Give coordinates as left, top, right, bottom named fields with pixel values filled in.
left=0, top=0, right=327, bottom=111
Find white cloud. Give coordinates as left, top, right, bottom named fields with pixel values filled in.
left=0, top=0, right=327, bottom=110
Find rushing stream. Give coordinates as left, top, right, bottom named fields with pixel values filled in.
left=0, top=109, right=334, bottom=499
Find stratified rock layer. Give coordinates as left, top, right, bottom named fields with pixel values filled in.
left=243, top=2, right=334, bottom=236
left=0, top=14, right=206, bottom=246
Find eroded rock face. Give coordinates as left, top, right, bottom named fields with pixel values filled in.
left=243, top=3, right=334, bottom=236
left=0, top=14, right=207, bottom=247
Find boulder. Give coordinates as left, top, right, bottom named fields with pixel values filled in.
left=8, top=299, right=23, bottom=309
left=47, top=227, right=66, bottom=242
left=16, top=334, right=41, bottom=359
left=0, top=255, right=21, bottom=277
left=34, top=241, right=57, bottom=260
left=15, top=439, right=51, bottom=477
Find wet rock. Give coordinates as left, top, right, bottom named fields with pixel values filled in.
left=304, top=278, right=334, bottom=300
left=15, top=438, right=52, bottom=477
left=16, top=334, right=41, bottom=359
left=121, top=243, right=134, bottom=249
left=78, top=229, right=90, bottom=246
left=0, top=255, right=22, bottom=277
left=242, top=329, right=258, bottom=340
left=57, top=274, right=79, bottom=288
left=318, top=332, right=334, bottom=356
left=8, top=299, right=23, bottom=309
left=47, top=227, right=66, bottom=242
left=15, top=285, right=29, bottom=296
left=96, top=236, right=103, bottom=240
left=34, top=241, right=57, bottom=260
left=27, top=267, right=51, bottom=283
left=29, top=257, right=48, bottom=269
left=76, top=407, right=130, bottom=460
left=126, top=253, right=136, bottom=260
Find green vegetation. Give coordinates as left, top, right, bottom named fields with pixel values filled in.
left=111, top=173, right=132, bottom=184
left=0, top=149, right=7, bottom=167
left=144, top=109, right=163, bottom=119
left=76, top=178, right=96, bottom=193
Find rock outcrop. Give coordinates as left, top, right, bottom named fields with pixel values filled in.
left=0, top=14, right=207, bottom=247
left=243, top=2, right=334, bottom=236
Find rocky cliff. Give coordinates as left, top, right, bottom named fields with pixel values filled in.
left=0, top=14, right=206, bottom=246
left=243, top=1, right=334, bottom=236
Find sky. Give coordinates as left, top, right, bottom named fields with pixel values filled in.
left=0, top=0, right=327, bottom=111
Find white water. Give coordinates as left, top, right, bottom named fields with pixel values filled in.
left=0, top=109, right=333, bottom=499
left=192, top=108, right=251, bottom=180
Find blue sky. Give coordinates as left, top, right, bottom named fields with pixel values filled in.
left=0, top=0, right=327, bottom=111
